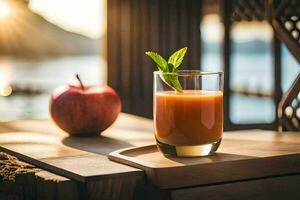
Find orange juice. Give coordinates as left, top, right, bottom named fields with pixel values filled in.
left=154, top=90, right=223, bottom=146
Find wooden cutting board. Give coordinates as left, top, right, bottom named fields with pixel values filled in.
left=109, top=141, right=300, bottom=189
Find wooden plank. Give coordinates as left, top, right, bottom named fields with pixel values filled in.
left=109, top=142, right=300, bottom=189
left=0, top=114, right=152, bottom=199
left=109, top=145, right=254, bottom=168
left=0, top=151, right=144, bottom=200
left=1, top=172, right=79, bottom=200
left=0, top=132, right=88, bottom=159
left=2, top=114, right=300, bottom=190
left=35, top=171, right=79, bottom=200
left=39, top=154, right=143, bottom=182
left=171, top=174, right=300, bottom=200
left=0, top=141, right=143, bottom=182
left=0, top=114, right=151, bottom=183
left=86, top=173, right=144, bottom=200
left=0, top=155, right=78, bottom=200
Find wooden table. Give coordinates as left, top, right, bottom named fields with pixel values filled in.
left=1, top=113, right=300, bottom=200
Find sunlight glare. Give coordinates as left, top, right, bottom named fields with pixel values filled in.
left=232, top=21, right=273, bottom=43
left=0, top=0, right=12, bottom=20
left=29, top=0, right=103, bottom=39
left=201, top=14, right=224, bottom=43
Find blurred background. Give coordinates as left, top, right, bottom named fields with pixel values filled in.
left=0, top=0, right=105, bottom=119
left=0, top=0, right=299, bottom=130
left=200, top=12, right=298, bottom=125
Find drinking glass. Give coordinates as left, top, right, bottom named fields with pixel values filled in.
left=153, top=70, right=224, bottom=157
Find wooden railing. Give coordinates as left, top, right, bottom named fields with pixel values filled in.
left=267, top=0, right=300, bottom=131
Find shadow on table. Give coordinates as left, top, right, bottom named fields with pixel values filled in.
left=62, top=135, right=133, bottom=156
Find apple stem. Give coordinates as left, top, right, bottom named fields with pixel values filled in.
left=76, top=74, right=85, bottom=90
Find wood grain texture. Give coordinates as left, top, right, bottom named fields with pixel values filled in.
left=171, top=174, right=300, bottom=200
left=0, top=165, right=78, bottom=200
left=35, top=171, right=79, bottom=200
left=2, top=114, right=300, bottom=197
left=0, top=114, right=153, bottom=199
left=86, top=173, right=144, bottom=200
left=109, top=141, right=300, bottom=189
left=0, top=114, right=152, bottom=183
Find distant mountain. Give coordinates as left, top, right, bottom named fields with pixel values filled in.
left=202, top=40, right=270, bottom=53
left=0, top=1, right=99, bottom=58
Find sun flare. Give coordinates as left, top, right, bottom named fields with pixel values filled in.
left=0, top=0, right=12, bottom=20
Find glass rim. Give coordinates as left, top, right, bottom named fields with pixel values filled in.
left=153, top=70, right=223, bottom=76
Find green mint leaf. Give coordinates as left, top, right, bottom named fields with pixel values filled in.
left=146, top=47, right=188, bottom=93
left=171, top=78, right=183, bottom=92
left=168, top=47, right=187, bottom=68
left=162, top=74, right=183, bottom=93
left=145, top=51, right=168, bottom=71
left=167, top=63, right=174, bottom=72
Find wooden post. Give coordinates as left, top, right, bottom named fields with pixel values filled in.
left=273, top=35, right=282, bottom=130
left=221, top=0, right=232, bottom=131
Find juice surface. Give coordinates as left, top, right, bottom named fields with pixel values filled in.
left=154, top=90, right=223, bottom=146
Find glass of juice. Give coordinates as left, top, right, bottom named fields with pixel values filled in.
left=154, top=70, right=223, bottom=157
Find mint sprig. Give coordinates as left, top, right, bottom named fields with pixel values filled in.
left=146, top=47, right=187, bottom=93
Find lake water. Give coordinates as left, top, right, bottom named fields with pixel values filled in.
left=0, top=55, right=105, bottom=120
left=0, top=49, right=299, bottom=124
left=202, top=45, right=300, bottom=124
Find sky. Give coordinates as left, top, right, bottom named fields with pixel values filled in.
left=29, top=0, right=105, bottom=39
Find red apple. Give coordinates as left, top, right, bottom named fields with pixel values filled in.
left=50, top=74, right=121, bottom=136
